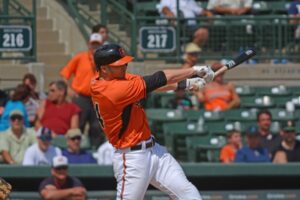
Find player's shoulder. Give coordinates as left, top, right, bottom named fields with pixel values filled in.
left=125, top=73, right=143, bottom=80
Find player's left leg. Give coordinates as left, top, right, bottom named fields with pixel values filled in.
left=150, top=143, right=202, bottom=200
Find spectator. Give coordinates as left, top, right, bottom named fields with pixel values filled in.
left=23, top=127, right=62, bottom=166
left=22, top=73, right=40, bottom=126
left=207, top=0, right=253, bottom=15
left=256, top=109, right=282, bottom=157
left=39, top=155, right=86, bottom=200
left=0, top=110, right=36, bottom=164
left=273, top=120, right=300, bottom=163
left=0, top=84, right=31, bottom=131
left=92, top=24, right=109, bottom=44
left=97, top=140, right=114, bottom=165
left=168, top=88, right=195, bottom=110
left=36, top=80, right=81, bottom=136
left=288, top=0, right=300, bottom=39
left=181, top=42, right=201, bottom=69
left=158, top=0, right=212, bottom=47
left=60, top=33, right=104, bottom=147
left=196, top=63, right=240, bottom=111
left=235, top=126, right=270, bottom=163
left=220, top=130, right=242, bottom=163
left=62, top=128, right=97, bottom=164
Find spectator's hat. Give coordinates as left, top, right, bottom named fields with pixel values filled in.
left=9, top=109, right=23, bottom=118
left=246, top=125, right=260, bottom=136
left=185, top=42, right=201, bottom=54
left=281, top=120, right=295, bottom=132
left=52, top=155, right=68, bottom=168
left=66, top=128, right=82, bottom=139
left=89, top=33, right=103, bottom=44
left=36, top=127, right=52, bottom=141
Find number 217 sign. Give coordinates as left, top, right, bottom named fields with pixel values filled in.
left=139, top=26, right=176, bottom=52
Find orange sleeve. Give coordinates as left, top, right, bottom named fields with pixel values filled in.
left=60, top=53, right=81, bottom=79
left=220, top=145, right=231, bottom=162
left=109, top=75, right=146, bottom=106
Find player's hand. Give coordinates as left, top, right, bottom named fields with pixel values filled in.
left=192, top=65, right=215, bottom=83
left=0, top=177, right=12, bottom=200
left=186, top=77, right=206, bottom=92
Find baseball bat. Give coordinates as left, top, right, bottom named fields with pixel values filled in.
left=214, top=49, right=256, bottom=77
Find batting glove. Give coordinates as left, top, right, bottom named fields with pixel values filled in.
left=192, top=65, right=215, bottom=83
left=186, top=77, right=206, bottom=91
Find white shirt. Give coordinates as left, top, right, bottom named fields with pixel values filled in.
left=97, top=141, right=115, bottom=165
left=158, top=0, right=203, bottom=25
left=207, top=0, right=253, bottom=10
left=22, top=143, right=62, bottom=166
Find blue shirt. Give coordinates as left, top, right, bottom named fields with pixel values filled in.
left=235, top=146, right=271, bottom=163
left=0, top=100, right=30, bottom=131
left=288, top=1, right=300, bottom=15
left=62, top=149, right=97, bottom=164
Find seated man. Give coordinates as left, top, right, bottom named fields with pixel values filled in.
left=181, top=42, right=202, bottom=69
left=158, top=0, right=212, bottom=47
left=273, top=120, right=300, bottom=163
left=39, top=155, right=86, bottom=200
left=168, top=88, right=196, bottom=110
left=0, top=110, right=36, bottom=164
left=207, top=0, right=253, bottom=15
left=62, top=129, right=97, bottom=164
left=36, top=80, right=81, bottom=135
left=196, top=63, right=240, bottom=111
left=23, top=127, right=62, bottom=165
left=235, top=126, right=271, bottom=163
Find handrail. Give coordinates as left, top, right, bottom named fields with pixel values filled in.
left=9, top=0, right=31, bottom=16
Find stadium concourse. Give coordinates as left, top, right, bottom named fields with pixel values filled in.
left=0, top=0, right=300, bottom=199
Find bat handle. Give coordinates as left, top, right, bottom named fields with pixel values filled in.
left=214, top=66, right=228, bottom=77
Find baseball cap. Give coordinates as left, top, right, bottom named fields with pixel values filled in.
left=36, top=127, right=52, bottom=141
left=246, top=125, right=260, bottom=136
left=66, top=128, right=82, bottom=139
left=9, top=109, right=24, bottom=118
left=281, top=120, right=295, bottom=132
left=89, top=33, right=103, bottom=44
left=52, top=155, right=68, bottom=168
left=94, top=44, right=134, bottom=68
left=185, top=42, right=201, bottom=54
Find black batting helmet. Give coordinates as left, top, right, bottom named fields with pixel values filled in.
left=94, top=44, right=134, bottom=70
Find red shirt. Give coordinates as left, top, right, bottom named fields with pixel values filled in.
left=41, top=100, right=81, bottom=135
left=91, top=73, right=151, bottom=149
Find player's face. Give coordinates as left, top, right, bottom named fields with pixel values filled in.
left=107, top=64, right=127, bottom=79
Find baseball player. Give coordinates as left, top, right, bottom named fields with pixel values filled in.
left=91, top=44, right=214, bottom=200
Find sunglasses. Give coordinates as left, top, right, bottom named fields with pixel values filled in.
left=10, top=115, right=23, bottom=121
left=54, top=166, right=68, bottom=170
left=70, top=136, right=81, bottom=141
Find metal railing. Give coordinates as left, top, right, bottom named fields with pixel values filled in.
left=0, top=0, right=36, bottom=61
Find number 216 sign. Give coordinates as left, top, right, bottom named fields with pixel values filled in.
left=0, top=25, right=32, bottom=51
left=139, top=26, right=176, bottom=52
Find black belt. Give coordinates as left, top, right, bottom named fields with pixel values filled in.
left=130, top=139, right=155, bottom=151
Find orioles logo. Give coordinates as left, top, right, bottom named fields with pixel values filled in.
left=119, top=48, right=125, bottom=57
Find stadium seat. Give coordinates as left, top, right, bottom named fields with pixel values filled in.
left=253, top=86, right=291, bottom=96
left=184, top=109, right=205, bottom=122
left=252, top=1, right=271, bottom=15
left=235, top=85, right=255, bottom=96
left=272, top=96, right=293, bottom=108
left=240, top=96, right=275, bottom=108
left=269, top=108, right=296, bottom=121
left=52, top=136, right=67, bottom=149
left=224, top=109, right=257, bottom=121
left=186, top=135, right=225, bottom=162
left=203, top=111, right=224, bottom=121
left=163, top=121, right=208, bottom=161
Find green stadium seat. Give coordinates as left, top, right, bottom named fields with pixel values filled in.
left=253, top=86, right=291, bottom=96
left=186, top=135, right=225, bottom=162
left=287, top=87, right=300, bottom=96
left=235, top=85, right=255, bottom=96
left=163, top=122, right=208, bottom=161
left=252, top=1, right=271, bottom=15
left=203, top=111, right=224, bottom=121
left=240, top=96, right=275, bottom=108
left=184, top=110, right=205, bottom=122
left=272, top=96, right=293, bottom=108
left=52, top=136, right=67, bottom=149
left=224, top=109, right=257, bottom=121
left=269, top=109, right=296, bottom=121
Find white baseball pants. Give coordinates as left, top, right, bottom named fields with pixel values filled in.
left=113, top=139, right=202, bottom=200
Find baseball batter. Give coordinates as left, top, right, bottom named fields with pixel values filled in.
left=91, top=44, right=214, bottom=200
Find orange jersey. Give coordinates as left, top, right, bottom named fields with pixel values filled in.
left=203, top=82, right=233, bottom=111
left=220, top=144, right=236, bottom=162
left=90, top=73, right=151, bottom=149
left=60, top=51, right=97, bottom=96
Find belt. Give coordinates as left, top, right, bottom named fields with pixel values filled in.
left=130, top=139, right=155, bottom=151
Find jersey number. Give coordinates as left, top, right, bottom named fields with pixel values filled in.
left=94, top=103, right=104, bottom=129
